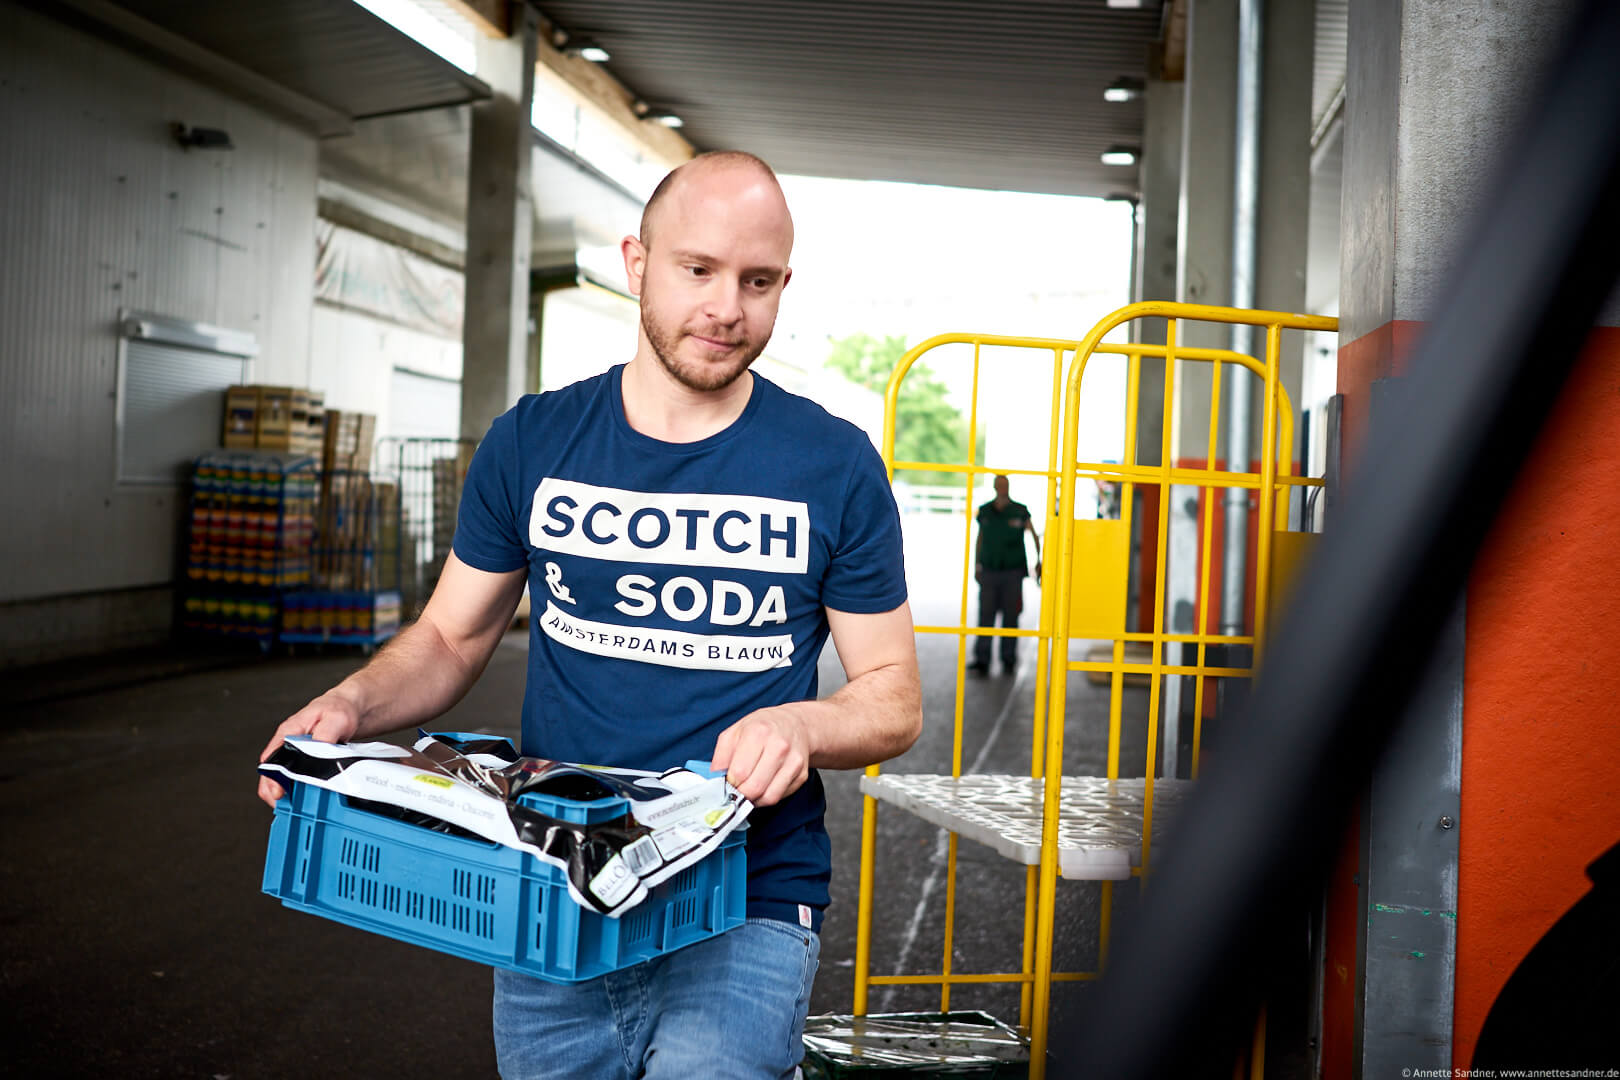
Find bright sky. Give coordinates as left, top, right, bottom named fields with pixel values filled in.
left=771, top=177, right=1137, bottom=475
left=775, top=176, right=1134, bottom=350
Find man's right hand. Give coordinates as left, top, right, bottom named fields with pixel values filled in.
left=256, top=690, right=363, bottom=809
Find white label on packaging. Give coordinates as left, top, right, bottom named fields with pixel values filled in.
left=290, top=738, right=412, bottom=760
left=633, top=776, right=728, bottom=828
left=589, top=854, right=637, bottom=908
left=621, top=835, right=661, bottom=876
left=266, top=757, right=524, bottom=853
left=650, top=823, right=704, bottom=863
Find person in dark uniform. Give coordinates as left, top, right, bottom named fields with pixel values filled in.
left=969, top=474, right=1041, bottom=675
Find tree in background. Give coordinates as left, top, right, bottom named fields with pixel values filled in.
left=825, top=333, right=983, bottom=486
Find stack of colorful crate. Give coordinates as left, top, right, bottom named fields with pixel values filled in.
left=315, top=408, right=381, bottom=590
left=315, top=473, right=377, bottom=591
left=181, top=452, right=318, bottom=641
left=373, top=482, right=401, bottom=592
left=280, top=590, right=401, bottom=644
left=430, top=445, right=474, bottom=569
left=185, top=453, right=316, bottom=588
left=320, top=409, right=377, bottom=474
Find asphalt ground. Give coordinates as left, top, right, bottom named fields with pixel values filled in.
left=0, top=515, right=1156, bottom=1078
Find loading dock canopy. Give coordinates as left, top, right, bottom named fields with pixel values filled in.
left=49, top=0, right=492, bottom=135
left=537, top=0, right=1164, bottom=198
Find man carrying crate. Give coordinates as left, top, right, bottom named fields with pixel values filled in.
left=257, top=151, right=922, bottom=1079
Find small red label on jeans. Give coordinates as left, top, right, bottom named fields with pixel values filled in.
left=798, top=904, right=812, bottom=929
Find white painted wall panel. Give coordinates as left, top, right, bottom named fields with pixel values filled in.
left=0, top=6, right=316, bottom=616
left=309, top=300, right=463, bottom=447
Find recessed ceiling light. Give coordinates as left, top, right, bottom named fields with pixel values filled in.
left=1104, top=77, right=1144, bottom=103
left=1101, top=146, right=1139, bottom=166
left=577, top=45, right=610, bottom=63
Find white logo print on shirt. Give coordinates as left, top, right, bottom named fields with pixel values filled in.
left=544, top=562, right=575, bottom=604
left=528, top=479, right=804, bottom=672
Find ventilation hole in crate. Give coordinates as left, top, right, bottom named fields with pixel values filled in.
left=429, top=897, right=446, bottom=926
left=406, top=891, right=423, bottom=920
left=624, top=908, right=653, bottom=945
left=453, top=868, right=468, bottom=899
left=532, top=889, right=547, bottom=948
left=365, top=844, right=380, bottom=873
left=337, top=872, right=355, bottom=901
left=673, top=866, right=698, bottom=894
left=672, top=897, right=697, bottom=928
left=478, top=910, right=494, bottom=939
left=383, top=884, right=400, bottom=913
left=340, top=837, right=359, bottom=866
left=360, top=878, right=377, bottom=907
left=452, top=904, right=469, bottom=933
left=479, top=874, right=496, bottom=904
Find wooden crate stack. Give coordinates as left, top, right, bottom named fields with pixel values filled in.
left=223, top=385, right=325, bottom=455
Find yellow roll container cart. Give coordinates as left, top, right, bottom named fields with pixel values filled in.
left=852, top=302, right=1337, bottom=1078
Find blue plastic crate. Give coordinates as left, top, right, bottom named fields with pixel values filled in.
left=262, top=778, right=747, bottom=982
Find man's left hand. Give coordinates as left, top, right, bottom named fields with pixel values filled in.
left=711, top=704, right=812, bottom=807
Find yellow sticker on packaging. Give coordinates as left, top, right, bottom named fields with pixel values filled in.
left=413, top=774, right=454, bottom=789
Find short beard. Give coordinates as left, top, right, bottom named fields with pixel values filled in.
left=641, top=304, right=765, bottom=393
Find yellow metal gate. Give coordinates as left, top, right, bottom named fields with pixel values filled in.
left=852, top=302, right=1337, bottom=1078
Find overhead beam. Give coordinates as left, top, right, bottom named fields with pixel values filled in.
left=1161, top=0, right=1189, bottom=80
left=316, top=196, right=464, bottom=271
left=533, top=13, right=694, bottom=166
left=35, top=0, right=352, bottom=136
left=443, top=0, right=510, bottom=38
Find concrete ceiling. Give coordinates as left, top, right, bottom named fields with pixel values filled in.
left=317, top=105, right=646, bottom=270
left=52, top=0, right=492, bottom=134
left=534, top=0, right=1168, bottom=198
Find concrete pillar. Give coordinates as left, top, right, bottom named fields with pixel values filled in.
left=1328, top=2, right=1620, bottom=1077
left=1174, top=0, right=1238, bottom=465
left=460, top=6, right=537, bottom=441
left=1131, top=75, right=1184, bottom=758
left=1157, top=0, right=1313, bottom=696
left=1132, top=77, right=1183, bottom=469
left=1175, top=0, right=1312, bottom=462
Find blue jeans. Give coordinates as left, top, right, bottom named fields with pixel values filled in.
left=492, top=917, right=821, bottom=1079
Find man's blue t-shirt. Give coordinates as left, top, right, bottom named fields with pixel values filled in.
left=451, top=365, right=908, bottom=931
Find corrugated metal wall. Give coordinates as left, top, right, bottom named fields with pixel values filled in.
left=0, top=5, right=317, bottom=662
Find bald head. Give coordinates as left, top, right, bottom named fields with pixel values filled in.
left=639, top=151, right=793, bottom=255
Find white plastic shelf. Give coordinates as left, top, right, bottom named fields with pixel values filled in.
left=859, top=773, right=1193, bottom=880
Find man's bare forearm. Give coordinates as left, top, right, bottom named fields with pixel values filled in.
left=801, top=660, right=923, bottom=770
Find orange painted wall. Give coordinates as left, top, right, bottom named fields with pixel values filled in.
left=1327, top=321, right=1620, bottom=1073
left=1452, top=324, right=1620, bottom=1065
